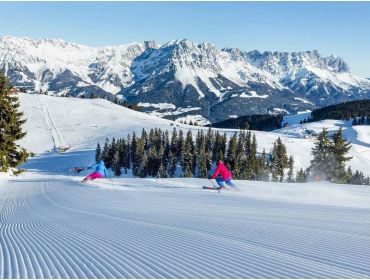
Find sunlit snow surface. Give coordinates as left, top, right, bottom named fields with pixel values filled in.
left=0, top=94, right=369, bottom=278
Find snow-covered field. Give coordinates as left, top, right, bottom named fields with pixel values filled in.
left=1, top=93, right=370, bottom=278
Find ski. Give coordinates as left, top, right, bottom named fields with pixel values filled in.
left=202, top=186, right=224, bottom=191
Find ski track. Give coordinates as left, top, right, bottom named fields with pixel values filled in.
left=38, top=95, right=69, bottom=151
left=1, top=178, right=370, bottom=279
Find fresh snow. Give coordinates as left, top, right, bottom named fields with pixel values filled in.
left=175, top=114, right=211, bottom=126
left=1, top=93, right=370, bottom=278
left=171, top=107, right=202, bottom=115
left=294, top=97, right=314, bottom=105
left=137, top=102, right=176, bottom=110
left=240, top=91, right=269, bottom=99
left=282, top=111, right=312, bottom=126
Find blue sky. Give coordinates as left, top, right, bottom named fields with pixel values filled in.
left=1, top=2, right=369, bottom=77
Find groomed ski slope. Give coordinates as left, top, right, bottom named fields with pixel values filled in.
left=0, top=93, right=369, bottom=278
left=1, top=176, right=370, bottom=278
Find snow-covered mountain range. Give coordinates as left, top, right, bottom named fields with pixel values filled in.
left=2, top=35, right=370, bottom=123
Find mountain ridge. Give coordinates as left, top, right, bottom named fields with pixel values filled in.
left=1, top=35, right=370, bottom=123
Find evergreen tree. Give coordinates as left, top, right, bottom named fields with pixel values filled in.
left=181, top=130, right=194, bottom=177
left=133, top=137, right=145, bottom=177
left=205, top=128, right=213, bottom=154
left=226, top=133, right=238, bottom=173
left=296, top=168, right=307, bottom=183
left=107, top=137, right=116, bottom=168
left=157, top=161, right=167, bottom=178
left=112, top=151, right=122, bottom=176
left=167, top=150, right=177, bottom=178
left=257, top=149, right=270, bottom=181
left=139, top=152, right=148, bottom=178
left=95, top=143, right=101, bottom=162
left=219, top=133, right=227, bottom=161
left=157, top=146, right=167, bottom=178
left=197, top=141, right=208, bottom=178
left=147, top=146, right=157, bottom=176
left=0, top=71, right=28, bottom=172
left=101, top=138, right=111, bottom=167
left=245, top=131, right=252, bottom=156
left=271, top=137, right=288, bottom=182
left=177, top=129, right=184, bottom=161
left=287, top=155, right=294, bottom=183
left=130, top=132, right=137, bottom=168
left=125, top=134, right=131, bottom=171
left=332, top=128, right=352, bottom=183
left=348, top=170, right=365, bottom=185
left=346, top=166, right=353, bottom=182
left=359, top=116, right=366, bottom=125
left=246, top=134, right=258, bottom=179
left=308, top=128, right=334, bottom=181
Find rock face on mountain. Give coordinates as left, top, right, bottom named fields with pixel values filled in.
left=1, top=35, right=370, bottom=123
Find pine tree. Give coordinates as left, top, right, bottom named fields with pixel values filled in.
left=101, top=138, right=111, bottom=167
left=133, top=137, right=145, bottom=177
left=139, top=152, right=148, bottom=178
left=95, top=143, right=102, bottom=162
left=287, top=155, right=294, bottom=183
left=246, top=134, right=257, bottom=180
left=197, top=140, right=208, bottom=178
left=125, top=134, right=131, bottom=171
left=296, top=168, right=307, bottom=183
left=226, top=133, right=238, bottom=173
left=157, top=146, right=167, bottom=178
left=257, top=149, right=270, bottom=181
left=130, top=132, right=137, bottom=168
left=107, top=137, right=116, bottom=168
left=177, top=129, right=184, bottom=161
left=167, top=150, right=177, bottom=178
left=157, top=161, right=167, bottom=178
left=181, top=130, right=194, bottom=177
left=112, top=150, right=122, bottom=176
left=332, top=127, right=352, bottom=183
left=359, top=116, right=366, bottom=125
left=271, top=137, right=288, bottom=182
left=147, top=146, right=159, bottom=177
left=0, top=71, right=28, bottom=172
left=205, top=127, right=213, bottom=155
left=308, top=128, right=333, bottom=181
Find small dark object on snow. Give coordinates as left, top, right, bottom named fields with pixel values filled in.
left=202, top=186, right=224, bottom=191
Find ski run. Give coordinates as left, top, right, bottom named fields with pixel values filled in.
left=1, top=94, right=370, bottom=278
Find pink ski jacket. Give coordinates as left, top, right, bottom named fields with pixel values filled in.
left=211, top=162, right=232, bottom=180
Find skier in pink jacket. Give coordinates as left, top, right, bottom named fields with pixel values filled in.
left=210, top=160, right=236, bottom=189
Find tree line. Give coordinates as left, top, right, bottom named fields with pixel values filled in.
left=211, top=114, right=283, bottom=131
left=352, top=115, right=370, bottom=126
left=97, top=126, right=370, bottom=186
left=301, top=99, right=370, bottom=123
left=96, top=127, right=298, bottom=182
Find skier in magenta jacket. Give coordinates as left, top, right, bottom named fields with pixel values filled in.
left=210, top=160, right=237, bottom=189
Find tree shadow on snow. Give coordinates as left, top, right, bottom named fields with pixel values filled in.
left=21, top=149, right=96, bottom=176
